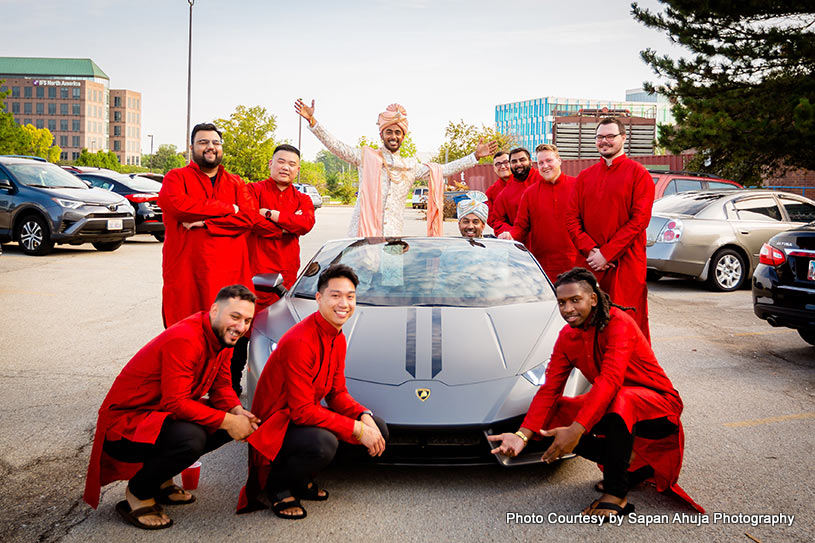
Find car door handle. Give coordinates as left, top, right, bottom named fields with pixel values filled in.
left=739, top=231, right=749, bottom=234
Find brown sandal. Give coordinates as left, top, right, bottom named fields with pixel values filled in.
left=115, top=500, right=173, bottom=530
left=157, top=484, right=196, bottom=505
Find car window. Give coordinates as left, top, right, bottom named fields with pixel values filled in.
left=708, top=181, right=739, bottom=190
left=6, top=162, right=88, bottom=189
left=651, top=176, right=659, bottom=184
left=292, top=239, right=552, bottom=307
left=673, top=178, right=704, bottom=193
left=662, top=180, right=677, bottom=196
left=778, top=196, right=815, bottom=223
left=120, top=176, right=162, bottom=192
left=653, top=193, right=724, bottom=215
left=79, top=176, right=115, bottom=191
left=733, top=197, right=782, bottom=222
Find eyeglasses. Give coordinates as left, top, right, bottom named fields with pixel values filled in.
left=494, top=160, right=510, bottom=167
left=195, top=139, right=223, bottom=146
left=595, top=134, right=621, bottom=142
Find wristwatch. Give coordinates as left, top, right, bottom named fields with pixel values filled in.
left=358, top=410, right=373, bottom=420
left=265, top=210, right=272, bottom=221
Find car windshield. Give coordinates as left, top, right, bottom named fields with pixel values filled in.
left=292, top=238, right=553, bottom=307
left=653, top=192, right=726, bottom=216
left=120, top=175, right=162, bottom=192
left=7, top=162, right=89, bottom=189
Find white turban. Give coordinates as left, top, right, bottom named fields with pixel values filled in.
left=456, top=191, right=488, bottom=222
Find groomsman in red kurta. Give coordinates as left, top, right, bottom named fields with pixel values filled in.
left=488, top=147, right=542, bottom=236
left=84, top=285, right=260, bottom=530
left=484, top=150, right=512, bottom=209
left=157, top=123, right=255, bottom=328
left=238, top=264, right=387, bottom=520
left=488, top=268, right=702, bottom=519
left=499, top=143, right=577, bottom=281
left=564, top=118, right=654, bottom=341
left=230, top=144, right=316, bottom=394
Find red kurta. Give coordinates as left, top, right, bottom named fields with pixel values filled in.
left=83, top=311, right=241, bottom=509
left=158, top=162, right=255, bottom=328
left=522, top=308, right=703, bottom=513
left=247, top=180, right=316, bottom=312
left=488, top=168, right=542, bottom=236
left=484, top=177, right=508, bottom=210
left=237, top=311, right=368, bottom=512
left=565, top=154, right=654, bottom=341
left=510, top=172, right=578, bottom=281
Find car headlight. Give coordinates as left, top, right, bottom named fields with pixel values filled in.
left=53, top=197, right=84, bottom=209
left=522, top=358, right=549, bottom=386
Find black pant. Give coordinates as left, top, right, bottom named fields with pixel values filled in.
left=537, top=414, right=677, bottom=499
left=230, top=336, right=249, bottom=395
left=103, top=418, right=232, bottom=501
left=265, top=416, right=389, bottom=499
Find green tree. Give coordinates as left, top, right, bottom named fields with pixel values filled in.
left=75, top=149, right=120, bottom=169
left=316, top=149, right=351, bottom=178
left=215, top=105, right=277, bottom=182
left=328, top=170, right=358, bottom=204
left=433, top=120, right=518, bottom=164
left=145, top=143, right=187, bottom=173
left=298, top=160, right=327, bottom=194
left=19, top=125, right=61, bottom=163
left=632, top=1, right=815, bottom=185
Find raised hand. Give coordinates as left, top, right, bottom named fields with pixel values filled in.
left=294, top=99, right=316, bottom=126
left=474, top=138, right=499, bottom=160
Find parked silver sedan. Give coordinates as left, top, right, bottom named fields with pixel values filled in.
left=647, top=190, right=815, bottom=291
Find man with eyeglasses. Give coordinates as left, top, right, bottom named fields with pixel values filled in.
left=564, top=117, right=655, bottom=342
left=487, top=147, right=542, bottom=236
left=158, top=123, right=255, bottom=329
left=485, top=151, right=512, bottom=210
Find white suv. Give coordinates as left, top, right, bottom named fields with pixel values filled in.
left=411, top=187, right=428, bottom=209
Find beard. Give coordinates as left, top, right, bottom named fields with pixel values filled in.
left=512, top=165, right=531, bottom=180
left=212, top=323, right=240, bottom=348
left=193, top=149, right=223, bottom=170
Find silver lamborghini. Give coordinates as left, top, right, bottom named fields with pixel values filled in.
left=247, top=237, right=590, bottom=465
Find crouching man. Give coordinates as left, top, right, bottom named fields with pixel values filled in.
left=488, top=268, right=703, bottom=518
left=83, top=285, right=260, bottom=530
left=238, top=264, right=387, bottom=520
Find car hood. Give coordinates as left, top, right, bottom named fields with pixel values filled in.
left=35, top=186, right=125, bottom=205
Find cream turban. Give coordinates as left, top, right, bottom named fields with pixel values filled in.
left=457, top=191, right=489, bottom=222
left=377, top=103, right=408, bottom=134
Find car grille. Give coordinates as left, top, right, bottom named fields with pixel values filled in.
left=87, top=212, right=131, bottom=219
left=59, top=220, right=76, bottom=233
left=145, top=202, right=162, bottom=213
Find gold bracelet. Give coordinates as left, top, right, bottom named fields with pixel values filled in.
left=356, top=421, right=364, bottom=442
left=514, top=430, right=529, bottom=444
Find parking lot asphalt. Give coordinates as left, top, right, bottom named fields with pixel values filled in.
left=0, top=206, right=812, bottom=543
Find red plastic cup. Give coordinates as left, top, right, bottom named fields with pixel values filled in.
left=181, top=461, right=201, bottom=490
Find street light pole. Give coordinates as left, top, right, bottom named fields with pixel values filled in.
left=297, top=113, right=302, bottom=183
left=148, top=134, right=154, bottom=172
left=185, top=0, right=195, bottom=161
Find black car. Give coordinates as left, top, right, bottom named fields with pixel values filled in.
left=67, top=168, right=165, bottom=241
left=0, top=157, right=135, bottom=255
left=752, top=222, right=815, bottom=346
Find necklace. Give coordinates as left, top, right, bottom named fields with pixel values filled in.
left=379, top=150, right=412, bottom=185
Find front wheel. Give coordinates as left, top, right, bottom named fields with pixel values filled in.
left=16, top=215, right=54, bottom=256
left=707, top=248, right=747, bottom=292
left=798, top=328, right=815, bottom=346
left=92, top=240, right=124, bottom=252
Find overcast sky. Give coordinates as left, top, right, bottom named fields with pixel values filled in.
left=1, top=0, right=679, bottom=160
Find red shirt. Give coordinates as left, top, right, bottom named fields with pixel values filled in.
left=521, top=308, right=702, bottom=513
left=247, top=181, right=316, bottom=311
left=565, top=154, right=654, bottom=341
left=84, top=311, right=241, bottom=508
left=484, top=177, right=508, bottom=209
left=510, top=172, right=578, bottom=281
left=238, top=311, right=368, bottom=512
left=488, top=168, right=542, bottom=235
left=158, top=162, right=255, bottom=327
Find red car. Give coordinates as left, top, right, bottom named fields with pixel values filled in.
left=651, top=170, right=743, bottom=200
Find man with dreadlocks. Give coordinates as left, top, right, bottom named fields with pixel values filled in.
left=488, top=267, right=703, bottom=518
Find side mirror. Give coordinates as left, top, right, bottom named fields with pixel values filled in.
left=0, top=179, right=13, bottom=191
left=253, top=272, right=287, bottom=297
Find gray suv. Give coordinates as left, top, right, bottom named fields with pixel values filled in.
left=0, top=156, right=135, bottom=255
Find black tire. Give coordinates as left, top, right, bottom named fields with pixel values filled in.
left=153, top=232, right=165, bottom=242
left=646, top=270, right=663, bottom=282
left=706, top=248, right=747, bottom=292
left=798, top=328, right=815, bottom=346
left=16, top=214, right=54, bottom=256
left=92, top=240, right=124, bottom=252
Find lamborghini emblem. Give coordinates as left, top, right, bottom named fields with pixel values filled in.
left=415, top=388, right=431, bottom=401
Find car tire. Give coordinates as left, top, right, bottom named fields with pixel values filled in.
left=92, top=240, right=124, bottom=252
left=153, top=232, right=165, bottom=242
left=16, top=214, right=54, bottom=256
left=646, top=270, right=663, bottom=282
left=798, top=328, right=815, bottom=346
left=707, top=248, right=746, bottom=292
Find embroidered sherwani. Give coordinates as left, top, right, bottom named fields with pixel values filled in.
left=309, top=122, right=477, bottom=237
